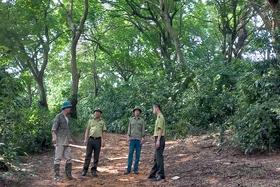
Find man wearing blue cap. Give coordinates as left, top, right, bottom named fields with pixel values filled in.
left=52, top=101, right=75, bottom=182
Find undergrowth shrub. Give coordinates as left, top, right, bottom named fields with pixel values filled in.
left=229, top=59, right=280, bottom=153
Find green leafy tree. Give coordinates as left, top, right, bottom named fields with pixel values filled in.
left=0, top=0, right=63, bottom=108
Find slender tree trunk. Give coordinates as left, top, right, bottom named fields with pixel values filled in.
left=27, top=82, right=32, bottom=107
left=23, top=55, right=48, bottom=109
left=70, top=43, right=80, bottom=119
left=36, top=75, right=48, bottom=108
left=59, top=0, right=89, bottom=118
left=91, top=45, right=99, bottom=97
left=37, top=29, right=50, bottom=109
left=268, top=0, right=280, bottom=57
left=159, top=0, right=185, bottom=66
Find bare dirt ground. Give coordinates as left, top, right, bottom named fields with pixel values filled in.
left=1, top=133, right=280, bottom=187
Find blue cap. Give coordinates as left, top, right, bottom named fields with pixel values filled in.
left=61, top=101, right=72, bottom=110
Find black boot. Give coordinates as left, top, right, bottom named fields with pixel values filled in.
left=54, top=164, right=63, bottom=182
left=65, top=163, right=75, bottom=180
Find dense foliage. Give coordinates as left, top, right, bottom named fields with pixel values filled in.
left=1, top=0, right=280, bottom=167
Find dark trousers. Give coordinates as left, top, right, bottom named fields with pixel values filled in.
left=150, top=136, right=165, bottom=177
left=83, top=137, right=101, bottom=172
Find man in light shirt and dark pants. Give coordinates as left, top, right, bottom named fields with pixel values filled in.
left=148, top=103, right=166, bottom=181
left=82, top=108, right=107, bottom=177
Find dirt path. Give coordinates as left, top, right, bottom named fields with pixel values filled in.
left=2, top=133, right=280, bottom=187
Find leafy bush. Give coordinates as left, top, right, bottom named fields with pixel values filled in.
left=6, top=106, right=53, bottom=155
left=177, top=59, right=280, bottom=153
left=181, top=61, right=240, bottom=135
left=0, top=69, right=54, bottom=159
left=231, top=100, right=280, bottom=154
left=229, top=59, right=280, bottom=153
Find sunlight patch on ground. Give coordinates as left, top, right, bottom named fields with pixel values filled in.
left=97, top=167, right=119, bottom=173
left=176, top=153, right=188, bottom=157
left=13, top=160, right=43, bottom=172
left=119, top=178, right=129, bottom=181
left=72, top=159, right=85, bottom=163
left=70, top=144, right=86, bottom=149
left=73, top=166, right=83, bottom=170
left=118, top=177, right=139, bottom=182
left=107, top=156, right=127, bottom=160
left=166, top=141, right=178, bottom=145
left=205, top=178, right=219, bottom=184
left=176, top=155, right=194, bottom=163
left=19, top=163, right=34, bottom=172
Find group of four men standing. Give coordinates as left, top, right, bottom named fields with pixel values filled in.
left=51, top=102, right=166, bottom=182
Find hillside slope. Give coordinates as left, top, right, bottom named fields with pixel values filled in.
left=1, top=133, right=280, bottom=187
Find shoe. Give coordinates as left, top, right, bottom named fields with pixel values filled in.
left=82, top=170, right=87, bottom=176
left=134, top=171, right=139, bottom=174
left=154, top=175, right=165, bottom=181
left=54, top=176, right=63, bottom=182
left=147, top=174, right=156, bottom=179
left=124, top=171, right=130, bottom=175
left=92, top=170, right=98, bottom=177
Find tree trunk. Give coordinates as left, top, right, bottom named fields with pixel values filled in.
left=268, top=0, right=280, bottom=57
left=23, top=54, right=48, bottom=109
left=158, top=0, right=191, bottom=87
left=91, top=45, right=99, bottom=97
left=70, top=44, right=80, bottom=119
left=59, top=0, right=89, bottom=118
left=27, top=82, right=32, bottom=107
left=36, top=75, right=48, bottom=108
left=159, top=0, right=185, bottom=66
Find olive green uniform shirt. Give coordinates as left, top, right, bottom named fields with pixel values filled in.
left=86, top=117, right=107, bottom=138
left=52, top=112, right=71, bottom=146
left=153, top=113, right=165, bottom=136
left=127, top=117, right=145, bottom=140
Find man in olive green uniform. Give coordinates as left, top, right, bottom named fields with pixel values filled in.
left=124, top=106, right=145, bottom=174
left=82, top=108, right=106, bottom=177
left=52, top=101, right=75, bottom=182
left=148, top=103, right=166, bottom=181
